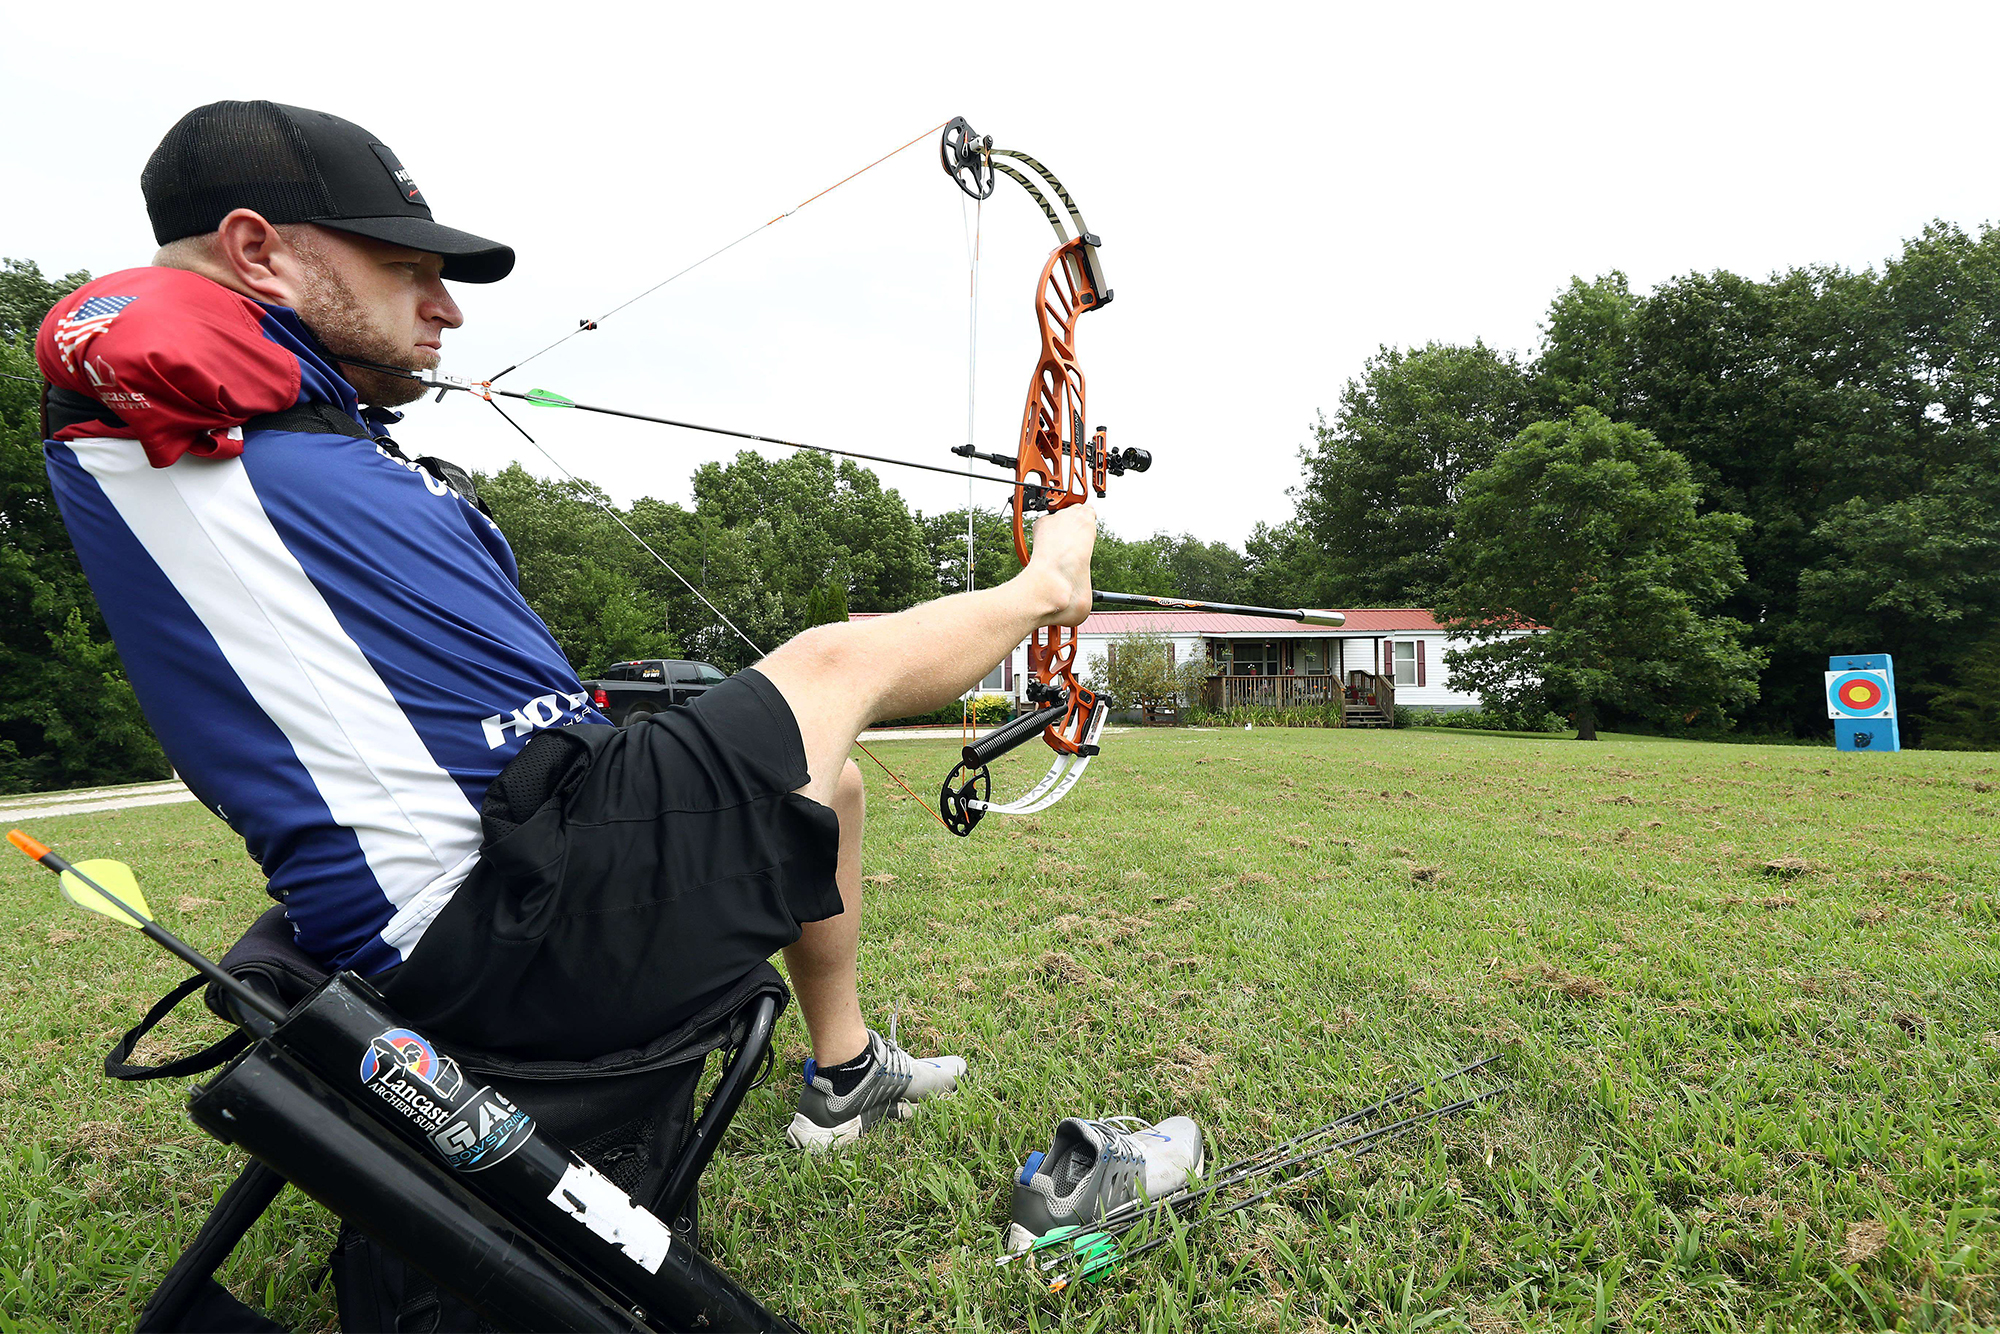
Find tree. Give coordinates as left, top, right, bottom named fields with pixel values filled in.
left=802, top=579, right=849, bottom=628
left=1921, top=626, right=2000, bottom=750
left=0, top=260, right=170, bottom=793
left=689, top=451, right=937, bottom=619
left=1086, top=631, right=1183, bottom=715
left=1294, top=342, right=1536, bottom=607
left=921, top=506, right=1017, bottom=595
left=1437, top=410, right=1764, bottom=741
left=1242, top=519, right=1332, bottom=608
left=1538, top=228, right=2000, bottom=737
left=476, top=465, right=677, bottom=672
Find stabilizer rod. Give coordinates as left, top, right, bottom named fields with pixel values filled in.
left=1091, top=592, right=1345, bottom=626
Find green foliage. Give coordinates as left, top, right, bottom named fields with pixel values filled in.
left=1438, top=409, right=1765, bottom=741
left=1922, top=625, right=2000, bottom=750
left=1086, top=631, right=1184, bottom=710
left=1407, top=706, right=1566, bottom=733
left=1241, top=518, right=1328, bottom=608
left=475, top=465, right=678, bottom=671
left=1198, top=703, right=1346, bottom=728
left=921, top=507, right=1011, bottom=595
left=1545, top=226, right=2000, bottom=736
left=1293, top=342, right=1536, bottom=607
left=480, top=451, right=942, bottom=676
left=878, top=693, right=1011, bottom=728
left=801, top=579, right=849, bottom=629
left=0, top=257, right=89, bottom=342
left=921, top=507, right=1253, bottom=604
left=0, top=266, right=170, bottom=794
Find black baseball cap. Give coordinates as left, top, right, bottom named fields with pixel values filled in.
left=142, top=101, right=514, bottom=283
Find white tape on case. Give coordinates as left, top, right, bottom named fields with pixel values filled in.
left=547, top=1160, right=673, bottom=1273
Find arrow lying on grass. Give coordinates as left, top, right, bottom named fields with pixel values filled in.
left=1002, top=1054, right=1507, bottom=1291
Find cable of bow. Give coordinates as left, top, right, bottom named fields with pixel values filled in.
left=480, top=392, right=956, bottom=832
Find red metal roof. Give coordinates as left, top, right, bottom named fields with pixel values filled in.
left=1071, top=608, right=1445, bottom=634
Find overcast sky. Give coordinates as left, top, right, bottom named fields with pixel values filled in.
left=7, top=2, right=1995, bottom=548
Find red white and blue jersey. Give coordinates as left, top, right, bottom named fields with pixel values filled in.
left=38, top=267, right=608, bottom=975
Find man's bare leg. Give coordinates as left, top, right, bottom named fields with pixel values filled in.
left=755, top=505, right=1097, bottom=1066
left=757, top=505, right=1098, bottom=806
left=780, top=760, right=867, bottom=1064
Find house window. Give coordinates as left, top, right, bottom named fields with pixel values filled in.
left=1232, top=640, right=1281, bottom=676
left=1393, top=640, right=1417, bottom=686
left=977, top=663, right=1006, bottom=691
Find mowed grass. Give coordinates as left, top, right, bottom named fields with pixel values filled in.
left=1, top=727, right=1997, bottom=1332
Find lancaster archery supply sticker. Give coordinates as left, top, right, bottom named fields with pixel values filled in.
left=359, top=1027, right=445, bottom=1085
left=358, top=1026, right=537, bottom=1172
left=1826, top=669, right=1894, bottom=719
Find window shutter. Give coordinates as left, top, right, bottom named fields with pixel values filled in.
left=1168, top=642, right=1176, bottom=668
left=1004, top=653, right=1014, bottom=691
left=1417, top=640, right=1427, bottom=686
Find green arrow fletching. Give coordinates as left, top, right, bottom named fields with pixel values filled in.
left=59, top=859, right=151, bottom=928
left=525, top=389, right=576, bottom=408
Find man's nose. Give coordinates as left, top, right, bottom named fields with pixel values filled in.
left=423, top=281, right=464, bottom=331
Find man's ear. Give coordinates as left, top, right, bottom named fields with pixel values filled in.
left=212, top=209, right=309, bottom=306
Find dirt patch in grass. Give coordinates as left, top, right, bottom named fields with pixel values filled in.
left=1504, top=962, right=1610, bottom=1000
left=1839, top=1219, right=1890, bottom=1265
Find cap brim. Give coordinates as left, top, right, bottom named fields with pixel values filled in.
left=320, top=215, right=515, bottom=283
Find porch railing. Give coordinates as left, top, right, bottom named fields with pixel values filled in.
left=1201, top=672, right=1394, bottom=716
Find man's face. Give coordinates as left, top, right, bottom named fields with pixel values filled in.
left=288, top=227, right=463, bottom=408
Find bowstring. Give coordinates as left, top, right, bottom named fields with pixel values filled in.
left=960, top=189, right=985, bottom=751
left=484, top=396, right=953, bottom=833
left=488, top=118, right=950, bottom=385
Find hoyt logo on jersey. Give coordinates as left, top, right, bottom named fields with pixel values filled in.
left=481, top=690, right=591, bottom=750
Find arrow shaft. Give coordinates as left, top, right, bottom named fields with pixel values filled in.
left=1089, top=592, right=1344, bottom=626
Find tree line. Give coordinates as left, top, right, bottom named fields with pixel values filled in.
left=3, top=220, right=1995, bottom=790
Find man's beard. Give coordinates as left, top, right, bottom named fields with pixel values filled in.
left=291, top=244, right=429, bottom=408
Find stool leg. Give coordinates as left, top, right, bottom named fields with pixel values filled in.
left=652, top=994, right=780, bottom=1223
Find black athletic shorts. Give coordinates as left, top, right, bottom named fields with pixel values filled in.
left=378, top=669, right=842, bottom=1060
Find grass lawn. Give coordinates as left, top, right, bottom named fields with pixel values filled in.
left=2, top=727, right=1996, bottom=1332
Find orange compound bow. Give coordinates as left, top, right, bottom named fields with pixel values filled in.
left=936, top=118, right=1153, bottom=836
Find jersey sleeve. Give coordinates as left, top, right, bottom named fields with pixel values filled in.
left=37, top=267, right=303, bottom=467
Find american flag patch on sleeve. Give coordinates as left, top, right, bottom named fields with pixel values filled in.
left=53, top=295, right=138, bottom=372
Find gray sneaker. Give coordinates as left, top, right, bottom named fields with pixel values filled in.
left=785, top=1028, right=967, bottom=1152
left=1004, top=1115, right=1205, bottom=1255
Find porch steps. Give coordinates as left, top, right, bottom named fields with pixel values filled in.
left=1344, top=705, right=1392, bottom=728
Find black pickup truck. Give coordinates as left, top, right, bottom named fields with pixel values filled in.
left=582, top=659, right=729, bottom=725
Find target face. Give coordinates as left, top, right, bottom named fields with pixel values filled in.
left=1825, top=669, right=1894, bottom=719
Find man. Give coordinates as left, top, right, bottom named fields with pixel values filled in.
left=37, top=101, right=1097, bottom=1150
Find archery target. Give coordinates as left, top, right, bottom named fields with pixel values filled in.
left=1825, top=669, right=1893, bottom=719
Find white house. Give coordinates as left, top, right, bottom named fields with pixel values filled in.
left=853, top=607, right=1508, bottom=724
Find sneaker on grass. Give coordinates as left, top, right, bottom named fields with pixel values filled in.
left=785, top=1027, right=967, bottom=1152
left=1004, top=1115, right=1205, bottom=1255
